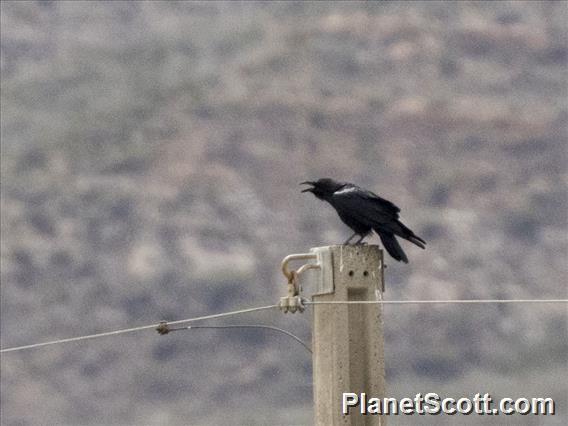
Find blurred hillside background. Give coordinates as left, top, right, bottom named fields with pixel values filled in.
left=1, top=1, right=567, bottom=425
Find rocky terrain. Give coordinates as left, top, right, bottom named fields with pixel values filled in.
left=1, top=1, right=567, bottom=425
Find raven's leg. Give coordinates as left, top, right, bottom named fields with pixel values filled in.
left=354, top=234, right=368, bottom=244
left=343, top=232, right=358, bottom=245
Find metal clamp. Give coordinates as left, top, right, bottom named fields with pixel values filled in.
left=156, top=321, right=170, bottom=335
left=279, top=252, right=319, bottom=313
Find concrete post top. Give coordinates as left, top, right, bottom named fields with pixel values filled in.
left=311, top=244, right=381, bottom=251
left=308, top=245, right=384, bottom=296
left=311, top=245, right=383, bottom=260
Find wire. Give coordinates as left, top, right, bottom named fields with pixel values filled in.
left=0, top=304, right=279, bottom=354
left=171, top=324, right=312, bottom=353
left=2, top=299, right=567, bottom=354
left=304, top=299, right=568, bottom=305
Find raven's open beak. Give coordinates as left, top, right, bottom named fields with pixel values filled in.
left=300, top=181, right=315, bottom=193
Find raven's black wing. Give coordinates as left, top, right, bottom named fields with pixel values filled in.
left=331, top=186, right=426, bottom=248
left=330, top=185, right=401, bottom=227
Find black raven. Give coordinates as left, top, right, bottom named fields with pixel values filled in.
left=301, top=178, right=426, bottom=263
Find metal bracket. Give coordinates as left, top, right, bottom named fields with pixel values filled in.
left=280, top=252, right=319, bottom=313
left=310, top=246, right=334, bottom=295
left=279, top=247, right=335, bottom=312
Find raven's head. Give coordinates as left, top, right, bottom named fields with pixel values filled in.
left=300, top=178, right=344, bottom=200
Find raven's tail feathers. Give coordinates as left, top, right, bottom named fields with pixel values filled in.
left=377, top=231, right=409, bottom=263
left=390, top=221, right=426, bottom=249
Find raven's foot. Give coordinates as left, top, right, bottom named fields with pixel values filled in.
left=343, top=232, right=359, bottom=245
left=353, top=235, right=367, bottom=244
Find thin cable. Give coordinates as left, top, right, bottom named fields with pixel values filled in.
left=0, top=304, right=279, bottom=354
left=304, top=299, right=568, bottom=305
left=3, top=300, right=567, bottom=354
left=171, top=324, right=312, bottom=353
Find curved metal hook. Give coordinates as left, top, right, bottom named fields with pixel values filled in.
left=281, top=253, right=318, bottom=282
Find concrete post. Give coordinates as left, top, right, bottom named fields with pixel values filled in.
left=310, top=245, right=386, bottom=425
